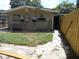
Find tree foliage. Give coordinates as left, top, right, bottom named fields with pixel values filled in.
left=77, top=0, right=79, bottom=8
left=10, top=0, right=43, bottom=8
left=54, top=1, right=75, bottom=13
left=31, top=0, right=43, bottom=8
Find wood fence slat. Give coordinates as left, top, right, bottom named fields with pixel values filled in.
left=60, top=9, right=79, bottom=56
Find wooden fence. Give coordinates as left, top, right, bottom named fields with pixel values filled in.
left=60, top=9, right=79, bottom=56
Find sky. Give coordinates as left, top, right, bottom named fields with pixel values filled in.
left=0, top=0, right=77, bottom=10
left=41, top=0, right=76, bottom=8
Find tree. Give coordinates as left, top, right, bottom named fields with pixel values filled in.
left=10, top=0, right=20, bottom=8
left=77, top=0, right=79, bottom=8
left=54, top=1, right=75, bottom=13
left=26, top=0, right=31, bottom=6
left=10, top=0, right=43, bottom=8
left=31, top=0, right=43, bottom=8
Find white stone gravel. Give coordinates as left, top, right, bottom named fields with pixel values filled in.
left=0, top=30, right=67, bottom=59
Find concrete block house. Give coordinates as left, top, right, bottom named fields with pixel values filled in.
left=6, top=6, right=55, bottom=31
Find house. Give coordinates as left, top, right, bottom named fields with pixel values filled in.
left=6, top=5, right=56, bottom=31
left=0, top=10, right=7, bottom=23
left=0, top=10, right=7, bottom=27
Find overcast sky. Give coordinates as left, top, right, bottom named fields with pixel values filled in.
left=0, top=0, right=76, bottom=10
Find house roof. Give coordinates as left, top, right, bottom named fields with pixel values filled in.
left=0, top=10, right=6, bottom=13
left=5, top=5, right=59, bottom=13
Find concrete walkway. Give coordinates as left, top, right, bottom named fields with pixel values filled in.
left=0, top=30, right=67, bottom=59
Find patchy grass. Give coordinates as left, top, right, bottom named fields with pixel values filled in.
left=0, top=32, right=53, bottom=46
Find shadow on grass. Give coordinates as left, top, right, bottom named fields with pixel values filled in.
left=0, top=27, right=54, bottom=33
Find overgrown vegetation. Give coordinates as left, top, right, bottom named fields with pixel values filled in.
left=0, top=32, right=53, bottom=46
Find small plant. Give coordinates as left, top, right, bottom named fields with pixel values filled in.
left=38, top=54, right=42, bottom=59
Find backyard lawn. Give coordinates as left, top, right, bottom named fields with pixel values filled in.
left=0, top=32, right=53, bottom=46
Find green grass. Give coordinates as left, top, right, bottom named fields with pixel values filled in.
left=0, top=32, right=53, bottom=46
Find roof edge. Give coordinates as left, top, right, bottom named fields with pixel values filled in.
left=5, top=5, right=59, bottom=13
